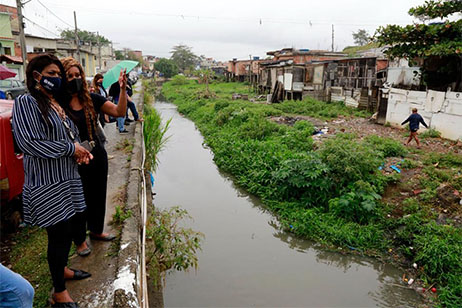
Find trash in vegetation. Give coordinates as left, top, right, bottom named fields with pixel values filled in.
left=232, top=93, right=248, bottom=100
left=408, top=278, right=415, bottom=285
left=416, top=287, right=426, bottom=293
left=431, top=287, right=437, bottom=293
left=413, top=189, right=422, bottom=195
left=412, top=263, right=418, bottom=269
left=390, top=165, right=401, bottom=173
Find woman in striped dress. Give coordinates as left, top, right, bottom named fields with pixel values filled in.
left=12, top=54, right=93, bottom=308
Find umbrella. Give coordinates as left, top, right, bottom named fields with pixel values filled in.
left=102, top=60, right=138, bottom=89
left=0, top=65, right=17, bottom=80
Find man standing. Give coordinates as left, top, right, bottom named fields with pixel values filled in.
left=401, top=108, right=428, bottom=147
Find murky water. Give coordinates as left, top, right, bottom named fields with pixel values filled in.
left=153, top=101, right=423, bottom=307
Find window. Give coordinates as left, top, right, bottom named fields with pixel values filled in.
left=3, top=47, right=11, bottom=55
left=81, top=58, right=86, bottom=68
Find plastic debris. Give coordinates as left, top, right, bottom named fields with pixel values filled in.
left=412, top=263, right=418, bottom=269
left=416, top=287, right=426, bottom=293
left=408, top=278, right=415, bottom=285
left=431, top=287, right=437, bottom=293
left=390, top=165, right=401, bottom=173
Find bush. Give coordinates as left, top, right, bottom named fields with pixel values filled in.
left=281, top=120, right=315, bottom=152
left=271, top=152, right=330, bottom=205
left=420, top=128, right=441, bottom=139
left=171, top=75, right=188, bottom=85
left=328, top=180, right=381, bottom=224
left=365, top=135, right=407, bottom=157
left=320, top=136, right=383, bottom=191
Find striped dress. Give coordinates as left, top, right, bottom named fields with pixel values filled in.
left=12, top=94, right=86, bottom=228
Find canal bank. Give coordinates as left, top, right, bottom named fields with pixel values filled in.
left=152, top=99, right=424, bottom=307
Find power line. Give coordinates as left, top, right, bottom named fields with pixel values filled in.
left=23, top=15, right=60, bottom=37
left=36, top=0, right=73, bottom=28
left=41, top=2, right=412, bottom=28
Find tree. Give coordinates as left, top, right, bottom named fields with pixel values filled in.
left=170, top=44, right=198, bottom=73
left=352, top=29, right=370, bottom=46
left=115, top=50, right=124, bottom=60
left=60, top=29, right=110, bottom=45
left=375, top=0, right=462, bottom=91
left=154, top=58, right=178, bottom=78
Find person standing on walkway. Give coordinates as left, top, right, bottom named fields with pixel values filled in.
left=109, top=80, right=142, bottom=133
left=12, top=54, right=92, bottom=308
left=61, top=57, right=127, bottom=254
left=401, top=108, right=428, bottom=147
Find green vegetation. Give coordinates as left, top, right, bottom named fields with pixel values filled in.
left=143, top=80, right=171, bottom=171
left=8, top=227, right=51, bottom=308
left=420, top=128, right=442, bottom=139
left=162, top=80, right=462, bottom=307
left=145, top=206, right=204, bottom=284
left=154, top=58, right=179, bottom=78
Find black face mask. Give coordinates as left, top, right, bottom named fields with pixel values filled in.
left=68, top=78, right=83, bottom=94
left=96, top=82, right=103, bottom=87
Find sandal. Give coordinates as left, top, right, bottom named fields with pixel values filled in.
left=76, top=246, right=91, bottom=257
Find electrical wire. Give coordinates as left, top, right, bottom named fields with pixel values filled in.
left=36, top=0, right=73, bottom=28
left=39, top=2, right=412, bottom=27
left=23, top=15, right=60, bottom=37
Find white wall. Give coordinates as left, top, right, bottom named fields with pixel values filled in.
left=385, top=88, right=462, bottom=141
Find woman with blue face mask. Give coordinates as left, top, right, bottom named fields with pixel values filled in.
left=60, top=57, right=127, bottom=256
left=12, top=54, right=93, bottom=307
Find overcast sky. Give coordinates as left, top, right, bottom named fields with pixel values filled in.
left=1, top=0, right=437, bottom=61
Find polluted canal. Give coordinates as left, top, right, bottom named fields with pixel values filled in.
left=152, top=101, right=423, bottom=307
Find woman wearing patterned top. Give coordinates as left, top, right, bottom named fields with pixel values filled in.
left=61, top=57, right=127, bottom=255
left=12, top=54, right=93, bottom=308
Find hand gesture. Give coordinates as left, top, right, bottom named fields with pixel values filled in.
left=119, top=68, right=127, bottom=90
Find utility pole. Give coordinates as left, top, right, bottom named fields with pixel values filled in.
left=248, top=54, right=252, bottom=93
left=331, top=24, right=334, bottom=52
left=74, top=11, right=80, bottom=62
left=16, top=0, right=27, bottom=81
left=97, top=31, right=101, bottom=72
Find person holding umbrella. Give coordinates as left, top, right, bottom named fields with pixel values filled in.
left=60, top=57, right=127, bottom=256
left=104, top=61, right=138, bottom=133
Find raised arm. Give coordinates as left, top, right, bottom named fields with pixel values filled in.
left=12, top=95, right=75, bottom=159
left=101, top=69, right=127, bottom=117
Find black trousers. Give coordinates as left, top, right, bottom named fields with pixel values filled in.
left=78, top=144, right=108, bottom=235
left=46, top=212, right=86, bottom=293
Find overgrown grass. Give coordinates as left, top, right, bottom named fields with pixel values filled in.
left=8, top=227, right=51, bottom=308
left=162, top=80, right=462, bottom=307
left=143, top=83, right=171, bottom=171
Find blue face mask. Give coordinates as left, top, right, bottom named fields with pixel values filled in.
left=36, top=72, right=62, bottom=95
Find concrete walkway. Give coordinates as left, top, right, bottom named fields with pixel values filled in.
left=66, top=92, right=142, bottom=308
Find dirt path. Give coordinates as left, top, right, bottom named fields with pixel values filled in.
left=66, top=92, right=140, bottom=307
